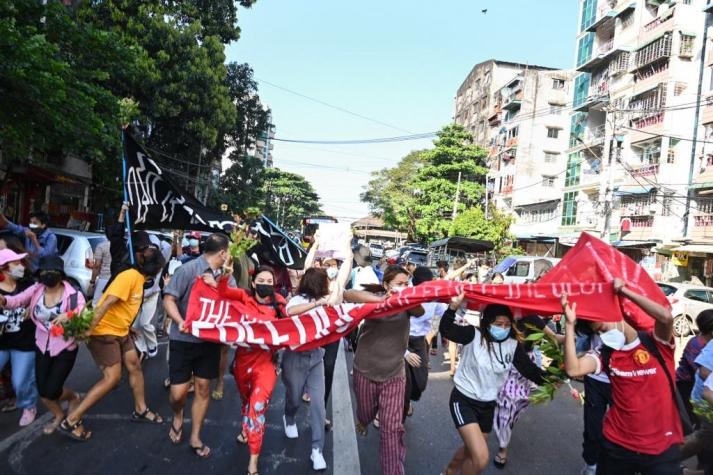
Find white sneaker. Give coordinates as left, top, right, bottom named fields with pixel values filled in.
left=283, top=415, right=298, bottom=439
left=311, top=448, right=327, bottom=471
left=580, top=464, right=596, bottom=475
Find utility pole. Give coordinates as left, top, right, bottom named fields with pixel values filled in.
left=485, top=174, right=490, bottom=220
left=451, top=171, right=462, bottom=220
left=601, top=107, right=619, bottom=241
left=684, top=6, right=711, bottom=237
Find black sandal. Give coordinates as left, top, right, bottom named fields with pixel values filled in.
left=58, top=418, right=92, bottom=442
left=132, top=407, right=163, bottom=424
left=236, top=431, right=247, bottom=444
left=493, top=454, right=507, bottom=469
left=190, top=444, right=211, bottom=458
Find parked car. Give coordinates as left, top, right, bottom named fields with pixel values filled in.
left=368, top=242, right=384, bottom=259
left=656, top=282, right=713, bottom=337
left=402, top=249, right=428, bottom=266
left=496, top=256, right=561, bottom=284
left=51, top=228, right=107, bottom=296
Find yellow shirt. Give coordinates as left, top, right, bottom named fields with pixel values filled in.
left=92, top=269, right=145, bottom=337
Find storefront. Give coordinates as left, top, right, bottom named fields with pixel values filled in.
left=668, top=244, right=713, bottom=287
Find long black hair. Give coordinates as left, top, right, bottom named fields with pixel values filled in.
left=252, top=265, right=285, bottom=319
left=479, top=304, right=520, bottom=353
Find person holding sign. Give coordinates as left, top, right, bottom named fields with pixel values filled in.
left=562, top=279, right=683, bottom=475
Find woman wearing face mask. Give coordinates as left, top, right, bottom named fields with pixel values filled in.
left=439, top=296, right=546, bottom=475
left=351, top=265, right=424, bottom=475
left=563, top=279, right=682, bottom=475
left=207, top=265, right=286, bottom=475
left=0, top=249, right=39, bottom=427
left=0, top=255, right=85, bottom=435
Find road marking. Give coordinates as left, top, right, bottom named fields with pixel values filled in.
left=331, top=340, right=361, bottom=475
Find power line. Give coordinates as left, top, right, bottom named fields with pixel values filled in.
left=273, top=132, right=437, bottom=145
left=256, top=77, right=415, bottom=134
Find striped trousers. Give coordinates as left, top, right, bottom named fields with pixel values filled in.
left=353, top=369, right=406, bottom=475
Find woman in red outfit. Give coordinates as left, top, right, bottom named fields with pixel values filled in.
left=209, top=265, right=285, bottom=475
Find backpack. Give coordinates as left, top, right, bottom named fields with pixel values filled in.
left=600, top=331, right=693, bottom=435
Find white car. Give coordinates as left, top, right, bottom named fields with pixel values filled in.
left=657, top=282, right=713, bottom=337
left=497, top=256, right=561, bottom=284
left=368, top=242, right=384, bottom=259
left=51, top=228, right=107, bottom=296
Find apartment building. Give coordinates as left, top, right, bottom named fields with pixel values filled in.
left=486, top=68, right=574, bottom=242
left=562, top=0, right=713, bottom=257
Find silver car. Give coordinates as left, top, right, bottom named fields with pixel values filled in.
left=51, top=228, right=107, bottom=296
left=657, top=282, right=713, bottom=337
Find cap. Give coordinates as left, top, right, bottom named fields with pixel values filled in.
left=0, top=249, right=27, bottom=266
left=353, top=245, right=371, bottom=267
left=189, top=231, right=201, bottom=239
left=38, top=255, right=65, bottom=274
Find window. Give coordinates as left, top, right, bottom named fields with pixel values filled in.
left=55, top=235, right=74, bottom=255
left=580, top=0, right=596, bottom=32
left=547, top=127, right=560, bottom=139
left=620, top=10, right=634, bottom=29
left=684, top=289, right=711, bottom=303
left=668, top=138, right=679, bottom=163
left=657, top=283, right=678, bottom=297
left=680, top=34, right=695, bottom=57
left=573, top=74, right=591, bottom=108
left=544, top=152, right=559, bottom=163
left=577, top=33, right=595, bottom=67
left=561, top=191, right=578, bottom=226
left=550, top=105, right=563, bottom=115
left=552, top=78, right=565, bottom=90
left=542, top=176, right=556, bottom=187
left=506, top=261, right=531, bottom=278
left=565, top=153, right=581, bottom=187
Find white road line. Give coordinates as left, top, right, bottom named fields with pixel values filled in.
left=331, top=340, right=361, bottom=475
left=0, top=412, right=52, bottom=455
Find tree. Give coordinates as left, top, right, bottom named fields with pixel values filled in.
left=212, top=154, right=266, bottom=213
left=262, top=168, right=322, bottom=230
left=449, top=206, right=517, bottom=255
left=361, top=124, right=489, bottom=242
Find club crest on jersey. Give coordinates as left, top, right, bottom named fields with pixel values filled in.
left=633, top=348, right=650, bottom=366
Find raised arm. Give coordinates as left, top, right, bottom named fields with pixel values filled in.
left=343, top=289, right=387, bottom=303
left=562, top=293, right=598, bottom=378
left=0, top=283, right=41, bottom=309
left=614, top=278, right=673, bottom=342
left=37, top=232, right=57, bottom=258
left=445, top=259, right=475, bottom=281
left=303, top=231, right=320, bottom=270
left=439, top=293, right=475, bottom=345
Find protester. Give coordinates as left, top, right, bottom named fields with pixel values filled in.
left=0, top=255, right=84, bottom=435
left=436, top=260, right=449, bottom=279
left=163, top=233, right=232, bottom=459
left=282, top=269, right=332, bottom=470
left=61, top=246, right=166, bottom=441
left=677, top=312, right=713, bottom=426
left=90, top=239, right=112, bottom=307
left=443, top=257, right=475, bottom=377
left=351, top=245, right=379, bottom=290
left=206, top=265, right=286, bottom=475
left=490, top=272, right=505, bottom=285
left=439, top=295, right=545, bottom=475
left=132, top=233, right=167, bottom=360
left=0, top=249, right=38, bottom=426
left=179, top=231, right=202, bottom=264
left=351, top=265, right=424, bottom=475
left=404, top=266, right=447, bottom=419
left=563, top=278, right=683, bottom=475
left=0, top=211, right=58, bottom=271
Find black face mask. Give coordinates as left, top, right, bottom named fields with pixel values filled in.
left=255, top=284, right=274, bottom=298
left=39, top=273, right=61, bottom=288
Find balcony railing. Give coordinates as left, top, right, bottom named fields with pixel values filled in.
left=630, top=216, right=654, bottom=228
left=695, top=215, right=713, bottom=227
left=643, top=8, right=674, bottom=33
left=698, top=200, right=713, bottom=215
left=630, top=163, right=660, bottom=177
left=505, top=136, right=519, bottom=148
left=632, top=112, right=664, bottom=129
left=598, top=38, right=615, bottom=55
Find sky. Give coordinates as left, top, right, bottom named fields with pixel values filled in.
left=226, top=0, right=579, bottom=222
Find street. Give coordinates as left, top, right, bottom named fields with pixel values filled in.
left=0, top=338, right=586, bottom=475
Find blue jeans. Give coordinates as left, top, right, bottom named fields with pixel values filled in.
left=0, top=349, right=38, bottom=409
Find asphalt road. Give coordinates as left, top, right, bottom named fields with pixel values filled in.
left=0, top=338, right=592, bottom=475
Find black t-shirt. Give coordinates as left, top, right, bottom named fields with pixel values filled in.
left=0, top=280, right=36, bottom=351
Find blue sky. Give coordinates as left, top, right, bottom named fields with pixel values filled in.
left=226, top=0, right=579, bottom=222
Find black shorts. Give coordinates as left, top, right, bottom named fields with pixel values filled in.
left=169, top=340, right=221, bottom=384
left=449, top=387, right=496, bottom=433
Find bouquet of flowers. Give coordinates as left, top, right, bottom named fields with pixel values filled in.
left=49, top=304, right=96, bottom=342
left=229, top=224, right=258, bottom=259
left=525, top=324, right=584, bottom=406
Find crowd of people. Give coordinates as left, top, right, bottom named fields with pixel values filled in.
left=0, top=209, right=713, bottom=475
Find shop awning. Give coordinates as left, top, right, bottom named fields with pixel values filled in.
left=614, top=185, right=654, bottom=195
left=671, top=244, right=713, bottom=254
left=612, top=240, right=657, bottom=248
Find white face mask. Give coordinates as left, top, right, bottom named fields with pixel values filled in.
left=326, top=267, right=338, bottom=280
left=391, top=285, right=407, bottom=294
left=7, top=264, right=25, bottom=280
left=28, top=224, right=40, bottom=230
left=600, top=322, right=626, bottom=351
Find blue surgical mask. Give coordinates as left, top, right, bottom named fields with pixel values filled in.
left=189, top=238, right=199, bottom=248
left=489, top=325, right=510, bottom=342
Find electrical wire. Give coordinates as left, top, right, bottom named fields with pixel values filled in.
left=272, top=132, right=437, bottom=145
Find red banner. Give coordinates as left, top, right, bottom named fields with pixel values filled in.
left=185, top=233, right=668, bottom=349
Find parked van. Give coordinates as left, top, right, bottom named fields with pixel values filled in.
left=494, top=256, right=561, bottom=284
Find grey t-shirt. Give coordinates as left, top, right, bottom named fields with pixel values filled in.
left=164, top=254, right=235, bottom=343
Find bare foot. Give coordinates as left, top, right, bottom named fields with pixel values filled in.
left=43, top=418, right=61, bottom=435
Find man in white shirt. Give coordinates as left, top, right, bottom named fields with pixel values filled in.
left=351, top=245, right=379, bottom=290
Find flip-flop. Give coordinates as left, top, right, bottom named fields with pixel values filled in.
left=211, top=390, right=223, bottom=401
left=169, top=422, right=183, bottom=445
left=493, top=454, right=507, bottom=469
left=236, top=431, right=248, bottom=445
left=43, top=419, right=61, bottom=435
left=190, top=444, right=211, bottom=458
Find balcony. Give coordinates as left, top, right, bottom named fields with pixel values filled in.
left=642, top=8, right=674, bottom=34
left=502, top=90, right=523, bottom=111
left=569, top=124, right=606, bottom=150
left=488, top=104, right=502, bottom=125
left=631, top=112, right=664, bottom=129
left=586, top=4, right=618, bottom=32
left=633, top=33, right=672, bottom=72
left=574, top=80, right=610, bottom=112
left=577, top=39, right=627, bottom=73
left=505, top=136, right=519, bottom=148
left=630, top=163, right=660, bottom=178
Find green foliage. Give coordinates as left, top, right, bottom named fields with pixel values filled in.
left=229, top=223, right=259, bottom=259
left=693, top=400, right=713, bottom=424
left=449, top=206, right=515, bottom=254
left=361, top=124, right=490, bottom=243
left=262, top=168, right=322, bottom=230
left=214, top=155, right=266, bottom=214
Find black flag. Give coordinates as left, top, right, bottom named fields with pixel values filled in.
left=123, top=132, right=235, bottom=233
left=251, top=215, right=307, bottom=270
